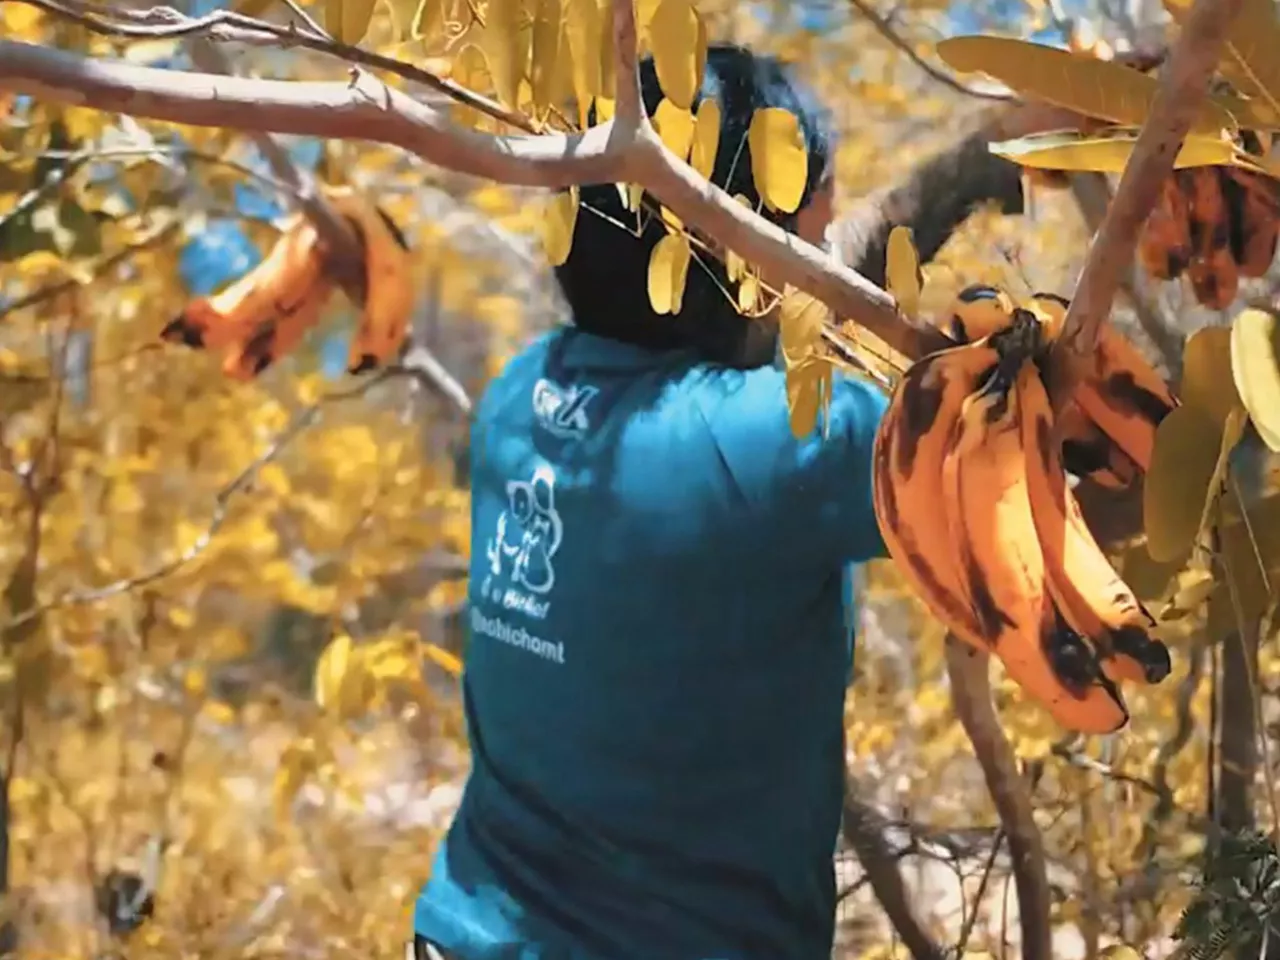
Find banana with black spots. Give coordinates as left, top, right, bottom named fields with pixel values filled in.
left=872, top=340, right=1003, bottom=651
left=323, top=189, right=415, bottom=375
left=940, top=350, right=1129, bottom=734
left=1016, top=364, right=1172, bottom=687
left=162, top=216, right=329, bottom=352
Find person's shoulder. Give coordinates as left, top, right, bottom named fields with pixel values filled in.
left=474, top=328, right=565, bottom=420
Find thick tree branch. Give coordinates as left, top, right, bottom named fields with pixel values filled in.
left=945, top=638, right=1052, bottom=960
left=0, top=39, right=928, bottom=359
left=841, top=778, right=947, bottom=960
left=1057, top=0, right=1243, bottom=361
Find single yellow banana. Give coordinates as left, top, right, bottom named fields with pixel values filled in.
left=163, top=216, right=325, bottom=351
left=940, top=354, right=1129, bottom=734
left=1017, top=364, right=1172, bottom=686
left=873, top=341, right=1005, bottom=650
left=323, top=189, right=415, bottom=375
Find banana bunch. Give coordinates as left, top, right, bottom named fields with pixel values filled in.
left=162, top=187, right=413, bottom=380
left=873, top=290, right=1175, bottom=734
left=1137, top=162, right=1280, bottom=310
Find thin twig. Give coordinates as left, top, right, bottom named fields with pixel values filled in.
left=0, top=373, right=383, bottom=636
left=846, top=0, right=1014, bottom=102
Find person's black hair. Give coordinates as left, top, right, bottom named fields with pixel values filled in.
left=553, top=44, right=836, bottom=364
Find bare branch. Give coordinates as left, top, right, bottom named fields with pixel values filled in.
left=611, top=0, right=643, bottom=128
left=1058, top=0, right=1244, bottom=361
left=14, top=0, right=541, bottom=133
left=945, top=638, right=1052, bottom=960
left=845, top=0, right=1014, bottom=102
left=0, top=39, right=929, bottom=358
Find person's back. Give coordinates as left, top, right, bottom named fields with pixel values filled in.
left=415, top=45, right=889, bottom=960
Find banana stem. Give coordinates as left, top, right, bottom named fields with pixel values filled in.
left=945, top=637, right=1053, bottom=960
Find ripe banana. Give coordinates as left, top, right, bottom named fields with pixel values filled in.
left=1137, top=173, right=1193, bottom=282
left=939, top=355, right=1129, bottom=734
left=872, top=341, right=1002, bottom=651
left=1183, top=167, right=1239, bottom=309
left=322, top=189, right=415, bottom=375
left=1224, top=166, right=1280, bottom=278
left=1026, top=292, right=1176, bottom=474
left=222, top=274, right=337, bottom=381
left=163, top=216, right=327, bottom=352
left=1016, top=365, right=1172, bottom=686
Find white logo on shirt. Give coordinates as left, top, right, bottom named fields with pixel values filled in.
left=482, top=464, right=563, bottom=621
left=533, top=378, right=596, bottom=439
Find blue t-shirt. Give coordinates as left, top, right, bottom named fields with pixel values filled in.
left=415, top=328, right=889, bottom=960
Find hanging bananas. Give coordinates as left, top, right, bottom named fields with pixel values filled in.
left=940, top=284, right=1176, bottom=488
left=874, top=293, right=1174, bottom=734
left=1137, top=164, right=1280, bottom=310
left=162, top=188, right=415, bottom=380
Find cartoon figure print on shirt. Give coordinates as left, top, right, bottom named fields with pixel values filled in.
left=482, top=463, right=563, bottom=620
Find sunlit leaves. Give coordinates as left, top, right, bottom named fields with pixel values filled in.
left=936, top=35, right=1238, bottom=137
left=647, top=231, right=691, bottom=314
left=885, top=225, right=922, bottom=317
left=989, top=129, right=1239, bottom=174
left=747, top=107, right=808, bottom=214
left=1164, top=0, right=1280, bottom=127
left=1144, top=405, right=1224, bottom=562
left=689, top=97, right=720, bottom=179
left=1230, top=307, right=1280, bottom=452
left=648, top=0, right=703, bottom=110
left=653, top=98, right=696, bottom=160
left=778, top=286, right=833, bottom=438
left=542, top=186, right=579, bottom=266
left=325, top=0, right=379, bottom=44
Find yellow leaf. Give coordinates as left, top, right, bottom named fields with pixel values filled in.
left=412, top=0, right=446, bottom=42
left=778, top=286, right=829, bottom=366
left=1143, top=404, right=1224, bottom=562
left=565, top=0, right=603, bottom=113
left=935, top=36, right=1238, bottom=137
left=1230, top=307, right=1280, bottom=452
left=480, top=0, right=527, bottom=109
left=314, top=634, right=353, bottom=710
left=737, top=271, right=759, bottom=312
left=885, top=225, right=922, bottom=317
left=543, top=186, right=579, bottom=266
left=654, top=99, right=696, bottom=161
left=690, top=96, right=720, bottom=179
left=647, top=232, right=692, bottom=314
left=989, top=128, right=1237, bottom=173
left=326, top=0, right=379, bottom=44
left=648, top=0, right=701, bottom=110
left=725, top=192, right=752, bottom=281
left=1180, top=325, right=1241, bottom=429
left=424, top=643, right=464, bottom=677
left=529, top=0, right=560, bottom=111
left=1, top=1, right=43, bottom=37
left=1164, top=0, right=1280, bottom=127
left=272, top=739, right=317, bottom=822
left=747, top=107, right=808, bottom=214
left=1192, top=404, right=1247, bottom=550
left=786, top=357, right=832, bottom=439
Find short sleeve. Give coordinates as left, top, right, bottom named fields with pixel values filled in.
left=800, top=371, right=890, bottom=564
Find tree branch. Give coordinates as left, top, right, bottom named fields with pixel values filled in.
left=945, top=638, right=1052, bottom=960
left=0, top=38, right=929, bottom=359
left=1057, top=0, right=1243, bottom=362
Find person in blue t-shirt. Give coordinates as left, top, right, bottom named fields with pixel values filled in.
left=414, top=43, right=890, bottom=960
